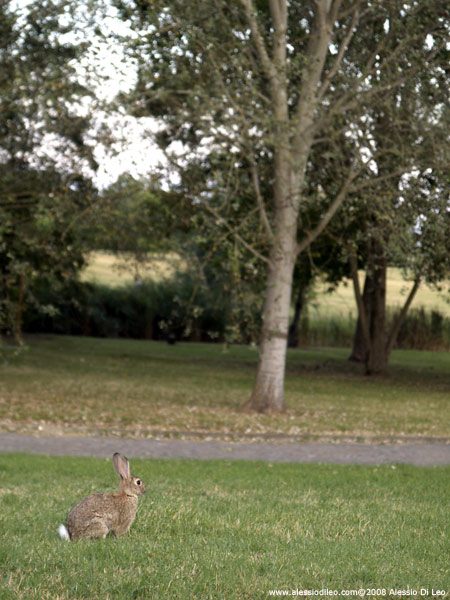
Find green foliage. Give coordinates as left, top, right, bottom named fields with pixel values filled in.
left=0, top=168, right=96, bottom=342
left=0, top=1, right=99, bottom=342
left=21, top=274, right=245, bottom=343
left=21, top=270, right=449, bottom=350
left=1, top=454, right=449, bottom=598
left=85, top=176, right=191, bottom=256
left=0, top=0, right=95, bottom=169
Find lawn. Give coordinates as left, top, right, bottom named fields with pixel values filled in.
left=1, top=454, right=449, bottom=599
left=1, top=336, right=449, bottom=440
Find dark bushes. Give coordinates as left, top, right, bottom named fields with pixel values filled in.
left=22, top=275, right=230, bottom=342
left=22, top=276, right=449, bottom=350
left=396, top=307, right=450, bottom=350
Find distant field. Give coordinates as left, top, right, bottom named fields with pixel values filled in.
left=81, top=252, right=450, bottom=317
left=312, top=268, right=450, bottom=318
left=80, top=251, right=185, bottom=286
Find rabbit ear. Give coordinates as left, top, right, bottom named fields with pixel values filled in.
left=113, top=453, right=130, bottom=478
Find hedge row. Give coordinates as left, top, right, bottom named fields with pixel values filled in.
left=23, top=276, right=230, bottom=342
left=22, top=277, right=450, bottom=350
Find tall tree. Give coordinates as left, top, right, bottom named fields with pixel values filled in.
left=340, top=5, right=450, bottom=374
left=113, top=0, right=448, bottom=410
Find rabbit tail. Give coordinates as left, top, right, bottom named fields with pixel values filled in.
left=58, top=524, right=70, bottom=541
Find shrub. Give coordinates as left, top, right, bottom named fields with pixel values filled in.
left=395, top=307, right=450, bottom=351
left=22, top=275, right=231, bottom=342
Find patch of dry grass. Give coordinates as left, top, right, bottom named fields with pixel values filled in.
left=79, top=251, right=185, bottom=286
left=81, top=254, right=450, bottom=318
left=313, top=268, right=450, bottom=318
left=1, top=336, right=449, bottom=440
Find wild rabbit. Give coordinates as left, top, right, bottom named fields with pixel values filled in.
left=58, top=453, right=145, bottom=541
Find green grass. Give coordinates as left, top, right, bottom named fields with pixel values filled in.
left=1, top=336, right=449, bottom=439
left=1, top=454, right=449, bottom=599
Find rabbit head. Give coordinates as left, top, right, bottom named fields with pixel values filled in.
left=113, top=452, right=146, bottom=497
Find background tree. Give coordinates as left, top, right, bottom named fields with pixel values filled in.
left=112, top=0, right=447, bottom=410
left=334, top=5, right=450, bottom=374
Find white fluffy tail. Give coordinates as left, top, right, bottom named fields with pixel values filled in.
left=58, top=524, right=70, bottom=541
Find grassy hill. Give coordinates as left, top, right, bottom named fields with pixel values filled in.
left=80, top=251, right=185, bottom=287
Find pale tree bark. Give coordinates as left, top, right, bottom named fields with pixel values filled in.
left=243, top=0, right=351, bottom=411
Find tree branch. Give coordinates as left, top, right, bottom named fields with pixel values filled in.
left=317, top=2, right=361, bottom=100
left=239, top=0, right=277, bottom=86
left=327, top=0, right=343, bottom=25
left=292, top=0, right=336, bottom=149
left=248, top=158, right=274, bottom=242
left=201, top=200, right=272, bottom=266
left=347, top=245, right=371, bottom=351
left=326, top=36, right=448, bottom=122
left=269, top=0, right=287, bottom=68
left=386, top=277, right=421, bottom=355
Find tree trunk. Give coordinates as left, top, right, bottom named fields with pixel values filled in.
left=288, top=264, right=313, bottom=348
left=349, top=316, right=367, bottom=363
left=364, top=241, right=387, bottom=375
left=246, top=245, right=296, bottom=412
left=349, top=239, right=420, bottom=375
left=288, top=283, right=306, bottom=348
left=245, top=159, right=298, bottom=412
left=243, top=0, right=339, bottom=411
left=349, top=268, right=373, bottom=362
left=385, top=278, right=421, bottom=356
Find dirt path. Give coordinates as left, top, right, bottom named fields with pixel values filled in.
left=0, top=432, right=449, bottom=465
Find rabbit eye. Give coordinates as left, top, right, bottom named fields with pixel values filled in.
left=136, top=480, right=141, bottom=485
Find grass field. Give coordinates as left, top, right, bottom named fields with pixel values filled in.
left=1, top=336, right=449, bottom=439
left=312, top=268, right=450, bottom=318
left=81, top=252, right=450, bottom=318
left=1, top=454, right=449, bottom=599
